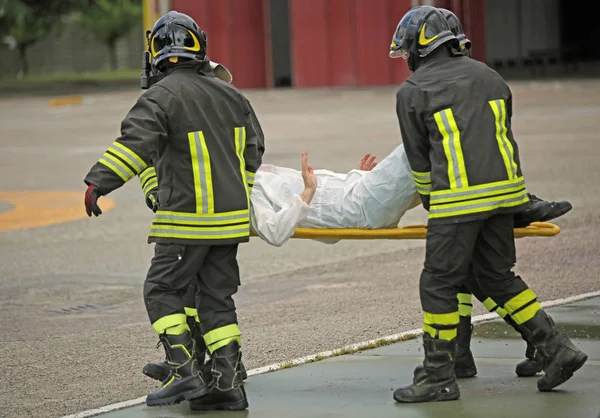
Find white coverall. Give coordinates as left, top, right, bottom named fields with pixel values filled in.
left=250, top=143, right=419, bottom=246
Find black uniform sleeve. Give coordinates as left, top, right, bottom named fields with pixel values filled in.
left=241, top=96, right=265, bottom=190
left=396, top=84, right=432, bottom=210
left=84, top=89, right=168, bottom=196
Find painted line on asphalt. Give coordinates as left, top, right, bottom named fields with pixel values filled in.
left=61, top=289, right=600, bottom=418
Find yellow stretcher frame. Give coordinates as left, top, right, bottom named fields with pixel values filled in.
left=251, top=222, right=559, bottom=240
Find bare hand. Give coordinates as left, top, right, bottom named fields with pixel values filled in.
left=300, top=149, right=317, bottom=204
left=358, top=153, right=377, bottom=171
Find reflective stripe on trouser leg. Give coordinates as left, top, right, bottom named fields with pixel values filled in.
left=152, top=313, right=189, bottom=335
left=482, top=297, right=509, bottom=318
left=203, top=323, right=242, bottom=353
left=503, top=288, right=542, bottom=325
left=457, top=293, right=473, bottom=317
left=423, top=311, right=460, bottom=341
left=184, top=307, right=200, bottom=323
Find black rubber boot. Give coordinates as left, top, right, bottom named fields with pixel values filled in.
left=142, top=326, right=248, bottom=382
left=190, top=341, right=248, bottom=411
left=395, top=335, right=460, bottom=403
left=146, top=332, right=209, bottom=407
left=514, top=194, right=572, bottom=227
left=413, top=316, right=476, bottom=382
left=502, top=314, right=543, bottom=377
left=519, top=310, right=587, bottom=391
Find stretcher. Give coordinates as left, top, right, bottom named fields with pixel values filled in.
left=252, top=222, right=559, bottom=240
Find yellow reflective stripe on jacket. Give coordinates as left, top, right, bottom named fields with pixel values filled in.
left=411, top=170, right=432, bottom=195
left=143, top=177, right=159, bottom=196
left=109, top=142, right=147, bottom=173
left=429, top=188, right=528, bottom=219
left=246, top=170, right=255, bottom=186
left=434, top=108, right=468, bottom=189
left=489, top=99, right=518, bottom=180
left=411, top=170, right=431, bottom=183
left=188, top=131, right=215, bottom=215
left=99, top=154, right=134, bottom=181
left=139, top=166, right=156, bottom=185
left=430, top=177, right=525, bottom=205
left=415, top=181, right=432, bottom=195
left=149, top=223, right=250, bottom=240
left=235, top=127, right=251, bottom=205
left=154, top=210, right=249, bottom=225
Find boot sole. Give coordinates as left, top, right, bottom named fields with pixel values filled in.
left=190, top=398, right=249, bottom=411
left=537, top=352, right=588, bottom=392
left=456, top=367, right=477, bottom=378
left=394, top=389, right=460, bottom=403
left=146, top=385, right=210, bottom=407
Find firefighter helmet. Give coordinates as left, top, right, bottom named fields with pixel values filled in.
left=438, top=8, right=471, bottom=51
left=389, top=5, right=458, bottom=60
left=147, top=11, right=207, bottom=73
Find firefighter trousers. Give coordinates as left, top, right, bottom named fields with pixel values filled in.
left=144, top=243, right=242, bottom=353
left=421, top=214, right=542, bottom=340
left=457, top=268, right=512, bottom=320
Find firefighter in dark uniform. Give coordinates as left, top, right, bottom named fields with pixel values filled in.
left=411, top=7, right=575, bottom=384
left=83, top=11, right=264, bottom=411
left=388, top=5, right=587, bottom=403
left=138, top=64, right=250, bottom=386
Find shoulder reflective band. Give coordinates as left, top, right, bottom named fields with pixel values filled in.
left=434, top=108, right=468, bottom=190
left=489, top=99, right=518, bottom=180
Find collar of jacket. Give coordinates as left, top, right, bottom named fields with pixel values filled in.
left=415, top=45, right=460, bottom=71
left=164, top=59, right=216, bottom=78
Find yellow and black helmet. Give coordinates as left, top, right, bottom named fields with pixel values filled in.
left=438, top=8, right=471, bottom=51
left=389, top=5, right=458, bottom=60
left=147, top=11, right=207, bottom=73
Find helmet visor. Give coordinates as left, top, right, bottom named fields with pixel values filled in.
left=150, top=25, right=201, bottom=57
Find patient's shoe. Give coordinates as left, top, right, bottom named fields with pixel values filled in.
left=514, top=194, right=572, bottom=228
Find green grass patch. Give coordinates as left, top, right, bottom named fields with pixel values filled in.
left=0, top=69, right=141, bottom=95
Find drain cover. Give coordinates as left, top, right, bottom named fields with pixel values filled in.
left=50, top=304, right=114, bottom=314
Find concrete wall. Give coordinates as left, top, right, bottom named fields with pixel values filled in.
left=1, top=19, right=144, bottom=77
left=486, top=0, right=560, bottom=63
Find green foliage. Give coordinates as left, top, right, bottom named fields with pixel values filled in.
left=0, top=0, right=82, bottom=74
left=77, top=0, right=141, bottom=45
left=76, top=0, right=142, bottom=70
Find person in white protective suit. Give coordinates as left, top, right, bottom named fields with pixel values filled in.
left=250, top=146, right=420, bottom=246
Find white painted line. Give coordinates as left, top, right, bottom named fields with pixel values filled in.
left=61, top=289, right=600, bottom=418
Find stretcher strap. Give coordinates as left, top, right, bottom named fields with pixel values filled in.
left=250, top=222, right=560, bottom=240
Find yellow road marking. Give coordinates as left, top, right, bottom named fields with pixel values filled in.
left=48, top=96, right=83, bottom=108
left=0, top=190, right=116, bottom=232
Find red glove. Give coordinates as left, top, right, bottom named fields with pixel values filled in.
left=84, top=184, right=103, bottom=217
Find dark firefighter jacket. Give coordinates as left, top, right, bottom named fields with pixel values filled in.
left=396, top=50, right=530, bottom=225
left=84, top=61, right=265, bottom=244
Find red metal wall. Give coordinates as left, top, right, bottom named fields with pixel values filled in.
left=435, top=0, right=486, bottom=63
left=170, top=0, right=269, bottom=89
left=289, top=0, right=413, bottom=88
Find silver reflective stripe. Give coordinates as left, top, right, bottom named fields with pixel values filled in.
left=431, top=179, right=525, bottom=203
left=149, top=227, right=249, bottom=237
left=493, top=100, right=517, bottom=179
left=417, top=184, right=432, bottom=194
left=109, top=144, right=145, bottom=172
left=139, top=167, right=155, bottom=184
left=99, top=156, right=132, bottom=180
left=430, top=192, right=527, bottom=215
left=154, top=212, right=248, bottom=223
left=193, top=132, right=210, bottom=214
left=412, top=172, right=431, bottom=182
left=439, top=110, right=463, bottom=189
